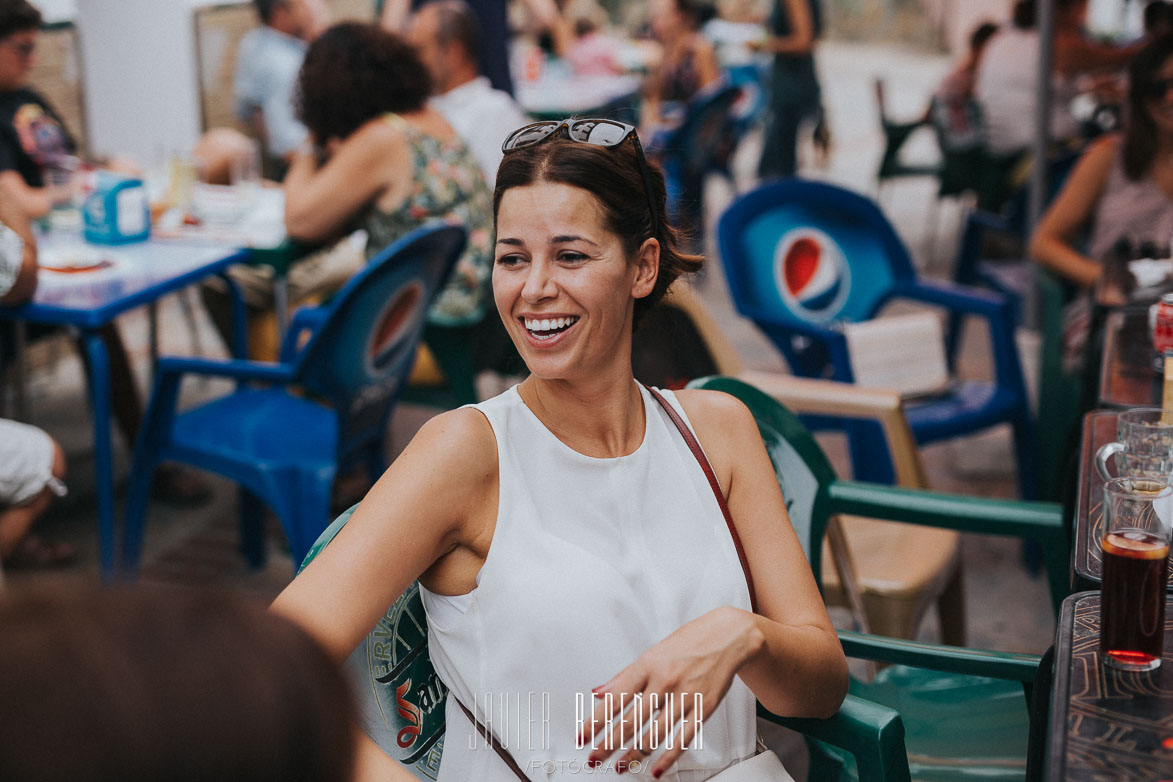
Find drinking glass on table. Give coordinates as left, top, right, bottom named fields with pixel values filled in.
left=45, top=154, right=82, bottom=231
left=1100, top=477, right=1172, bottom=671
left=1096, top=407, right=1173, bottom=481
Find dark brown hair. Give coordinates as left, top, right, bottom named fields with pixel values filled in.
left=296, top=22, right=431, bottom=143
left=0, top=585, right=356, bottom=782
left=1124, top=33, right=1173, bottom=180
left=493, top=134, right=702, bottom=327
left=0, top=0, right=41, bottom=41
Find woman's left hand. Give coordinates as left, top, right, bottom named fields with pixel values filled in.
left=579, top=606, right=764, bottom=778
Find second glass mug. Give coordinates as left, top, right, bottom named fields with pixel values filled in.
left=1095, top=407, right=1173, bottom=481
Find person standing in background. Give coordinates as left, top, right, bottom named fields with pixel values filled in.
left=755, top=0, right=826, bottom=179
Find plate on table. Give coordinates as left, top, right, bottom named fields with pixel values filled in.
left=39, top=244, right=116, bottom=274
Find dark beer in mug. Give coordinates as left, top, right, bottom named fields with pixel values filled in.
left=1100, top=529, right=1169, bottom=671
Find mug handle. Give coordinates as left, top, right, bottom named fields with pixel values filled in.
left=1095, top=441, right=1124, bottom=481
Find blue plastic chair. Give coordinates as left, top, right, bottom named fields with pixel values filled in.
left=716, top=178, right=1039, bottom=498
left=122, top=224, right=467, bottom=573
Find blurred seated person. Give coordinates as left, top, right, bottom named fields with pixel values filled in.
left=0, top=202, right=69, bottom=570
left=562, top=0, right=623, bottom=76
left=196, top=0, right=328, bottom=184
left=205, top=23, right=492, bottom=389
left=403, top=0, right=529, bottom=188
left=1031, top=34, right=1173, bottom=291
left=0, top=0, right=80, bottom=219
left=641, top=0, right=721, bottom=136
left=975, top=0, right=1146, bottom=211
left=929, top=20, right=997, bottom=128
left=924, top=19, right=997, bottom=193
left=0, top=0, right=205, bottom=500
left=285, top=22, right=492, bottom=329
left=1030, top=35, right=1173, bottom=368
left=0, top=585, right=357, bottom=780
left=380, top=0, right=565, bottom=97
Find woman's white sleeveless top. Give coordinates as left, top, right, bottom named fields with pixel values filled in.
left=420, top=384, right=759, bottom=781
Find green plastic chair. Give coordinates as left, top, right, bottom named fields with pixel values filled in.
left=689, top=376, right=1070, bottom=782
left=298, top=506, right=912, bottom=782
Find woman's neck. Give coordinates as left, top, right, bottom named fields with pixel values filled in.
left=518, top=371, right=646, bottom=459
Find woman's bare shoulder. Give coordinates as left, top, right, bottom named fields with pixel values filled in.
left=397, top=406, right=498, bottom=482
left=343, top=115, right=411, bottom=158
left=671, top=388, right=760, bottom=453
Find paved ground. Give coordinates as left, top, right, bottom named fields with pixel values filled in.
left=1, top=41, right=1056, bottom=662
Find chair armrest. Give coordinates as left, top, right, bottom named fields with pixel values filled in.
left=754, top=318, right=853, bottom=379
left=247, top=238, right=317, bottom=277
left=826, top=480, right=1063, bottom=538
left=900, top=278, right=1011, bottom=319
left=826, top=480, right=1070, bottom=609
left=737, top=373, right=926, bottom=488
left=837, top=630, right=1041, bottom=683
left=156, top=355, right=295, bottom=384
left=279, top=305, right=329, bottom=363
left=759, top=696, right=911, bottom=782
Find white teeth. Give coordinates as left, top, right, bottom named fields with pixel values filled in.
left=523, top=316, right=578, bottom=334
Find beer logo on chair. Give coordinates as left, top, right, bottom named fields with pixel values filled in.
left=774, top=228, right=850, bottom=322
left=366, top=280, right=424, bottom=374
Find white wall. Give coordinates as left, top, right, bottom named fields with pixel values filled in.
left=74, top=0, right=205, bottom=165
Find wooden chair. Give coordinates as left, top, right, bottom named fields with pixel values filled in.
left=666, top=283, right=965, bottom=643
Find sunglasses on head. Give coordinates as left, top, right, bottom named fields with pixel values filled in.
left=1143, top=76, right=1173, bottom=99
left=501, top=118, right=659, bottom=237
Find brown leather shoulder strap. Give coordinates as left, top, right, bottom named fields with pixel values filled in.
left=646, top=386, right=758, bottom=613
left=457, top=698, right=532, bottom=781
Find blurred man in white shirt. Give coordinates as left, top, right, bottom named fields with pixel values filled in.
left=408, top=0, right=530, bottom=187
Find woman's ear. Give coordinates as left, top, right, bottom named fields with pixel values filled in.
left=632, top=238, right=660, bottom=299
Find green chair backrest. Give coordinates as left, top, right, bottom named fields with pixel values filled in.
left=1034, top=266, right=1084, bottom=502
left=299, top=507, right=446, bottom=780
left=686, top=375, right=838, bottom=584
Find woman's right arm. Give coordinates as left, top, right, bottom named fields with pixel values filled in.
left=283, top=119, right=408, bottom=244
left=271, top=407, right=496, bottom=660
left=273, top=408, right=497, bottom=779
left=1029, top=134, right=1118, bottom=288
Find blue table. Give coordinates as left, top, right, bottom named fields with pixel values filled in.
left=0, top=233, right=248, bottom=579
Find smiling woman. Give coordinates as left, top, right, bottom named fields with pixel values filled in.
left=272, top=117, right=847, bottom=782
